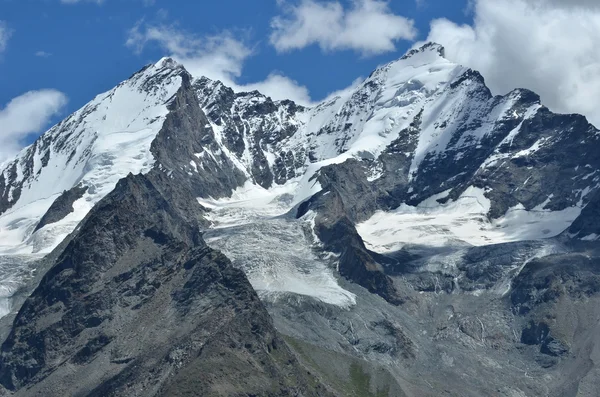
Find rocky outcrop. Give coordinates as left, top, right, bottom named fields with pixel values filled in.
left=34, top=185, right=88, bottom=232
left=507, top=253, right=600, bottom=366
left=297, top=174, right=404, bottom=305
left=151, top=72, right=246, bottom=200
left=568, top=190, right=600, bottom=240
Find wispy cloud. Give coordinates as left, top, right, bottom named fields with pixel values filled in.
left=126, top=21, right=313, bottom=105
left=126, top=22, right=252, bottom=83
left=270, top=0, right=417, bottom=56
left=0, top=90, right=68, bottom=163
left=0, top=21, right=13, bottom=54
left=35, top=51, right=52, bottom=58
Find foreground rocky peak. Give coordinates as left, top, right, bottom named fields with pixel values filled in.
left=0, top=167, right=333, bottom=396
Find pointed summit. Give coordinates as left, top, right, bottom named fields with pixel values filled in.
left=401, top=42, right=446, bottom=60
left=154, top=56, right=183, bottom=70
left=0, top=54, right=187, bottom=256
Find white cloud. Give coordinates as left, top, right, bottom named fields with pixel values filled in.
left=126, top=22, right=314, bottom=105
left=270, top=0, right=417, bottom=56
left=0, top=90, right=68, bottom=163
left=0, top=21, right=12, bottom=54
left=127, top=22, right=251, bottom=83
left=241, top=73, right=312, bottom=105
left=35, top=51, right=52, bottom=58
left=425, top=0, right=600, bottom=126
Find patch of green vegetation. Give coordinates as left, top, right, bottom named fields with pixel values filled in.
left=282, top=335, right=391, bottom=397
left=349, top=362, right=389, bottom=397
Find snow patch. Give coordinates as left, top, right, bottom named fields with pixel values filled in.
left=357, top=187, right=581, bottom=252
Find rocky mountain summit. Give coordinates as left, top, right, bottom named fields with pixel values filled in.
left=1, top=43, right=600, bottom=396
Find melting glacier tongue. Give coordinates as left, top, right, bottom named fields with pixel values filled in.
left=200, top=188, right=356, bottom=308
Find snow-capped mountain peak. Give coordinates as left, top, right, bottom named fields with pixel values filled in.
left=153, top=56, right=182, bottom=70
left=1, top=41, right=599, bottom=260
left=0, top=58, right=186, bottom=255
left=401, top=42, right=446, bottom=60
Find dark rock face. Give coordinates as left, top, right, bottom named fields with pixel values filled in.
left=507, top=253, right=600, bottom=363
left=151, top=72, right=246, bottom=200
left=510, top=253, right=600, bottom=315
left=0, top=162, right=21, bottom=216
left=521, top=321, right=569, bottom=357
left=471, top=108, right=600, bottom=219
left=0, top=137, right=52, bottom=216
left=568, top=190, right=600, bottom=239
left=0, top=172, right=332, bottom=397
left=297, top=186, right=404, bottom=306
left=34, top=185, right=88, bottom=232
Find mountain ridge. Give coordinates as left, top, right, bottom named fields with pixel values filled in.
left=1, top=42, right=600, bottom=396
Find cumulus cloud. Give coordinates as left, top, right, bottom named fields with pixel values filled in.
left=270, top=0, right=417, bottom=56
left=241, top=73, right=312, bottom=105
left=425, top=0, right=600, bottom=126
left=126, top=22, right=314, bottom=105
left=0, top=21, right=12, bottom=54
left=0, top=90, right=68, bottom=163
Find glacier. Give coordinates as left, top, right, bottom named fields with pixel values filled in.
left=201, top=189, right=356, bottom=308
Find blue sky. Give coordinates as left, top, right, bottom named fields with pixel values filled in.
left=0, top=0, right=468, bottom=110
left=1, top=0, right=599, bottom=162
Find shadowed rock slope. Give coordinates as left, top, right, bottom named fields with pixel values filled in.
left=0, top=171, right=333, bottom=397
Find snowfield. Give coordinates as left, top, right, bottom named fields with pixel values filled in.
left=357, top=187, right=581, bottom=253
